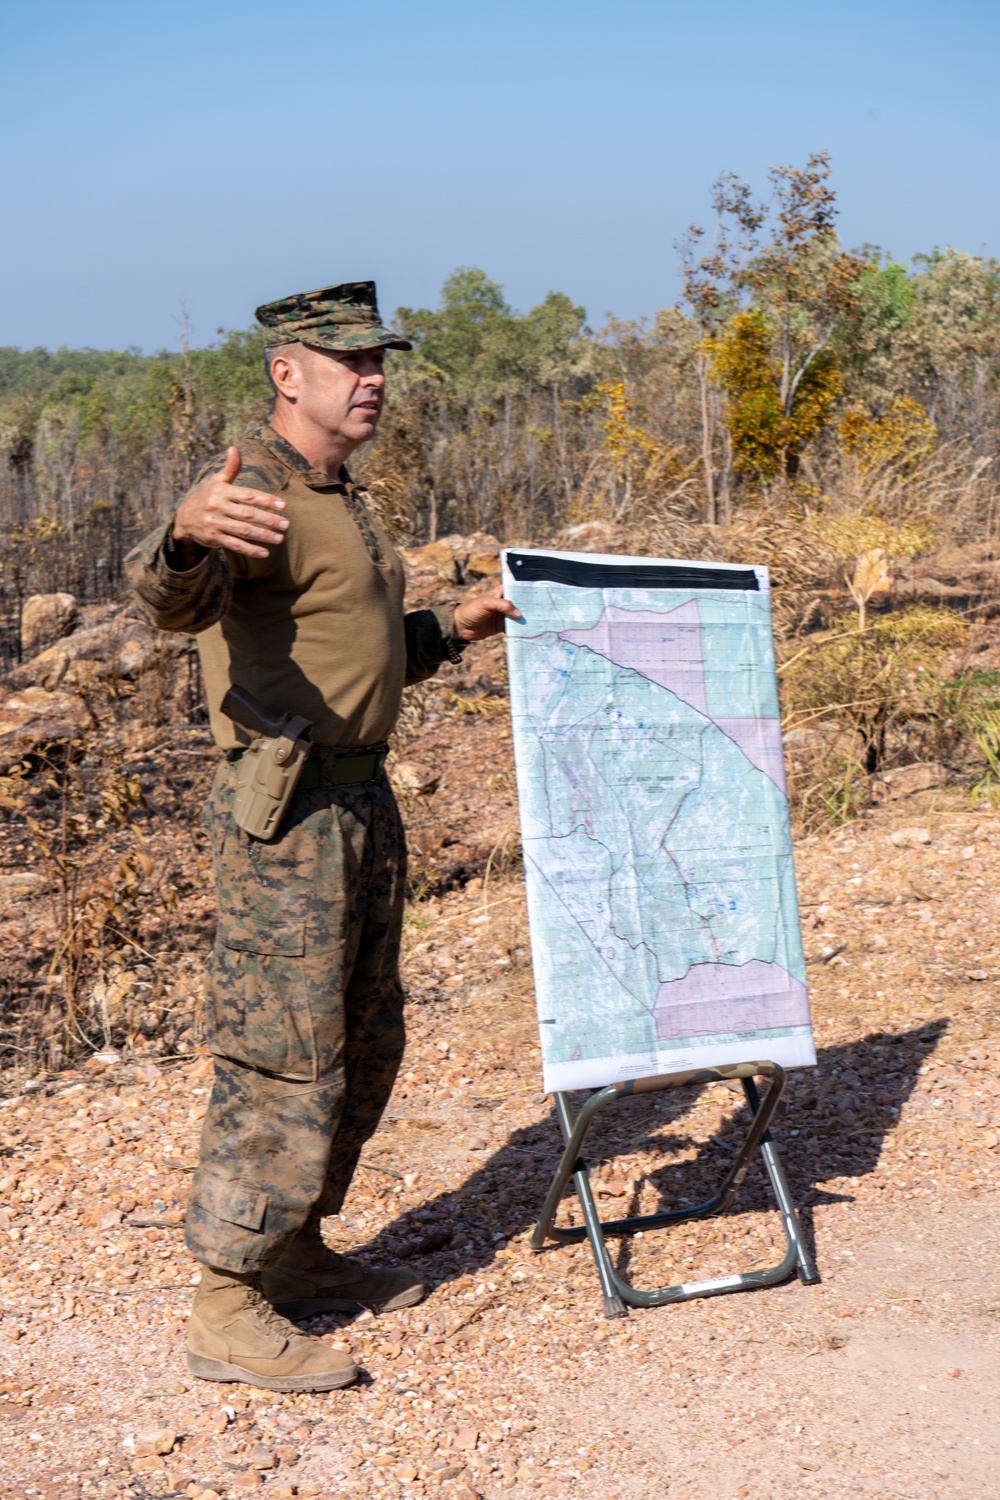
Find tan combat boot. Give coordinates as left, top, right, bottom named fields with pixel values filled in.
left=261, top=1233, right=424, bottom=1320
left=186, top=1266, right=358, bottom=1392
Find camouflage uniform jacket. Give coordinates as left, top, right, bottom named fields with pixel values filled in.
left=125, top=423, right=461, bottom=750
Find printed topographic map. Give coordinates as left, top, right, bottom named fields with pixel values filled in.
left=503, top=548, right=816, bottom=1092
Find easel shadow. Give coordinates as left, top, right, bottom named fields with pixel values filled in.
left=346, top=1018, right=947, bottom=1304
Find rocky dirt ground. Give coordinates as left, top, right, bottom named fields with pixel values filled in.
left=1, top=538, right=1000, bottom=1500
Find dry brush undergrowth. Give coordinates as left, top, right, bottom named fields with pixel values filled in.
left=4, top=516, right=1000, bottom=1085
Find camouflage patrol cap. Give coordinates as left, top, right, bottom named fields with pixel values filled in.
left=255, top=281, right=412, bottom=352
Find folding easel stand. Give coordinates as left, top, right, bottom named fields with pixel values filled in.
left=530, top=1061, right=819, bottom=1318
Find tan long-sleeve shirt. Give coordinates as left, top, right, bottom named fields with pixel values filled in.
left=126, top=423, right=459, bottom=751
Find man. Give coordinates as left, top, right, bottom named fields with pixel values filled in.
left=126, top=282, right=517, bottom=1393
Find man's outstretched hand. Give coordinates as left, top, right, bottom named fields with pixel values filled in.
left=170, top=447, right=289, bottom=568
left=452, top=583, right=522, bottom=642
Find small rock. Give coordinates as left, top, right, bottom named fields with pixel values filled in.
left=454, top=1427, right=479, bottom=1451
left=595, top=1178, right=627, bottom=1198
left=465, top=534, right=502, bottom=578
left=871, top=762, right=946, bottom=801
left=231, top=1471, right=263, bottom=1491
left=21, top=592, right=79, bottom=653
left=0, top=683, right=92, bottom=728
left=195, top=1409, right=230, bottom=1434
left=967, top=970, right=990, bottom=982
left=0, top=871, right=46, bottom=901
left=248, top=1444, right=275, bottom=1469
left=132, top=1454, right=166, bottom=1472
left=402, top=540, right=462, bottom=584
left=418, top=1228, right=451, bottom=1254
left=96, top=1209, right=123, bottom=1230
left=134, top=1422, right=177, bottom=1457
left=89, top=1048, right=122, bottom=1067
left=393, top=761, right=442, bottom=796
left=889, top=826, right=932, bottom=848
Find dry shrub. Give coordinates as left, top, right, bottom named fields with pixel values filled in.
left=780, top=605, right=971, bottom=830
left=1, top=756, right=178, bottom=1070
left=640, top=496, right=829, bottom=637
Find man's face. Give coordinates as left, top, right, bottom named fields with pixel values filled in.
left=283, top=345, right=386, bottom=448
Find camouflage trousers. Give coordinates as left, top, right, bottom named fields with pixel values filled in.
left=185, top=760, right=407, bottom=1272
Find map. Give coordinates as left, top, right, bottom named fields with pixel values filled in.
left=502, top=548, right=815, bottom=1093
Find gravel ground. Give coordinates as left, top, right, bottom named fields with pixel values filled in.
left=2, top=779, right=1000, bottom=1500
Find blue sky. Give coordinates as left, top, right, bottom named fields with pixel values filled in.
left=2, top=0, right=998, bottom=351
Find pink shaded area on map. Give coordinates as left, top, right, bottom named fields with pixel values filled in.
left=653, top=959, right=810, bottom=1041
left=563, top=602, right=708, bottom=711
left=714, top=718, right=787, bottom=794
left=560, top=604, right=785, bottom=790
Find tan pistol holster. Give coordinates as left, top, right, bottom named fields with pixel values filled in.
left=221, top=685, right=313, bottom=842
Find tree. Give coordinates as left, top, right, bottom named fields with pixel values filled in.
left=835, top=253, right=915, bottom=408
left=678, top=173, right=765, bottom=522
left=395, top=268, right=517, bottom=392
left=705, top=153, right=867, bottom=484
left=903, top=248, right=1000, bottom=444
left=710, top=308, right=842, bottom=482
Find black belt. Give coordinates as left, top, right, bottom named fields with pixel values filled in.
left=228, top=744, right=388, bottom=788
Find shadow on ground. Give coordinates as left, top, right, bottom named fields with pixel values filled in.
left=346, top=1019, right=947, bottom=1307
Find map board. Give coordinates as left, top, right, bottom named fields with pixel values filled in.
left=503, top=548, right=815, bottom=1093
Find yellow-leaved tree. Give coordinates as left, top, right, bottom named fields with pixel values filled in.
left=574, top=380, right=693, bottom=523
left=706, top=153, right=867, bottom=486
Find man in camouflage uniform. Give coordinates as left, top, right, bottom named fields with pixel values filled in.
left=126, top=283, right=517, bottom=1392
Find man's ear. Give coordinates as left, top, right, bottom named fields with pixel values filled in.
left=270, top=346, right=310, bottom=402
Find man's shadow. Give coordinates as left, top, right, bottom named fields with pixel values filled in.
left=345, top=1018, right=946, bottom=1305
